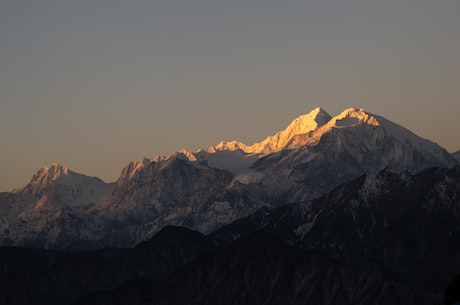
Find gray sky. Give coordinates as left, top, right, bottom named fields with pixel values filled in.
left=1, top=0, right=459, bottom=191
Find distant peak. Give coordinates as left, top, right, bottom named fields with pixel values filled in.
left=39, top=163, right=70, bottom=179
left=291, top=107, right=332, bottom=128
left=213, top=107, right=332, bottom=154
left=329, top=107, right=380, bottom=127
left=151, top=154, right=167, bottom=163
left=309, top=107, right=330, bottom=119
left=340, top=107, right=366, bottom=116
left=337, top=107, right=370, bottom=118
left=244, top=106, right=331, bottom=154
left=215, top=140, right=248, bottom=152
left=20, top=163, right=74, bottom=195
left=176, top=148, right=197, bottom=161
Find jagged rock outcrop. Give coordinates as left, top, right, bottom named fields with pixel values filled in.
left=0, top=164, right=114, bottom=249
left=0, top=107, right=457, bottom=249
left=211, top=166, right=460, bottom=294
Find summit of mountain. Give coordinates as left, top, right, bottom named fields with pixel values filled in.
left=0, top=106, right=458, bottom=249
left=215, top=107, right=332, bottom=154
left=0, top=164, right=114, bottom=248
left=19, top=163, right=111, bottom=197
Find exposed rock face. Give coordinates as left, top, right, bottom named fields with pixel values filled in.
left=0, top=228, right=439, bottom=305
left=90, top=107, right=456, bottom=248
left=2, top=163, right=459, bottom=304
left=0, top=107, right=457, bottom=249
left=0, top=164, right=114, bottom=249
left=92, top=157, right=241, bottom=247
left=211, top=166, right=460, bottom=294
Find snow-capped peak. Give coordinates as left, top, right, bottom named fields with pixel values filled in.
left=44, top=163, right=70, bottom=179
left=215, top=107, right=332, bottom=154
left=116, top=159, right=151, bottom=186
left=26, top=163, right=72, bottom=189
left=176, top=148, right=198, bottom=161
left=20, top=163, right=111, bottom=197
left=326, top=107, right=380, bottom=129
left=215, top=140, right=249, bottom=152
left=121, top=106, right=457, bottom=183
left=275, top=107, right=331, bottom=139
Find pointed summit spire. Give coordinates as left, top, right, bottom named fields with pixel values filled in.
left=47, top=163, right=70, bottom=180
left=285, top=107, right=331, bottom=134
left=308, top=107, right=332, bottom=123
left=20, top=163, right=73, bottom=195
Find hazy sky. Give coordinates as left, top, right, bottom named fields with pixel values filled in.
left=1, top=1, right=459, bottom=191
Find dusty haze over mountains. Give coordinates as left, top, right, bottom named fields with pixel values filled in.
left=1, top=1, right=460, bottom=191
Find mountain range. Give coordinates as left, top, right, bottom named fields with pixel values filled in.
left=0, top=107, right=457, bottom=249
left=211, top=166, right=460, bottom=292
left=0, top=226, right=444, bottom=305
left=1, top=106, right=459, bottom=304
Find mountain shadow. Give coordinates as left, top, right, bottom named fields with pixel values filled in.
left=0, top=226, right=215, bottom=305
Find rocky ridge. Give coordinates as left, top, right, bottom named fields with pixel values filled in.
left=0, top=107, right=457, bottom=249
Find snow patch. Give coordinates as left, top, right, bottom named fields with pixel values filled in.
left=215, top=107, right=332, bottom=155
